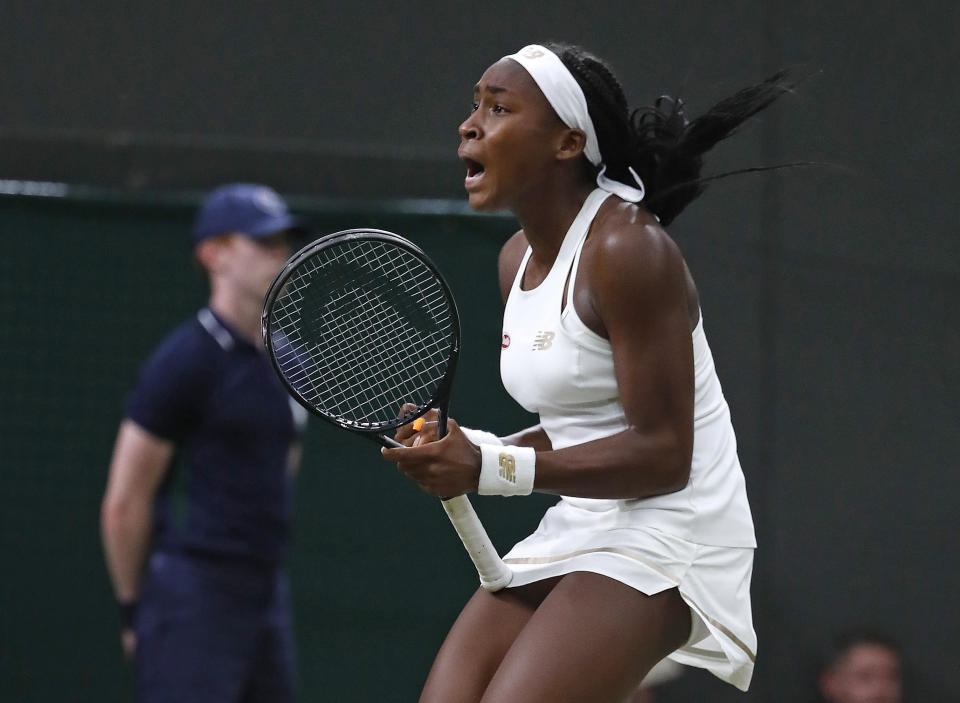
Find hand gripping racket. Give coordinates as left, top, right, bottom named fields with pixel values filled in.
left=261, top=228, right=513, bottom=591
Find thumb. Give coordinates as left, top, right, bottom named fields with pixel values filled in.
left=444, top=418, right=463, bottom=436
left=381, top=445, right=406, bottom=461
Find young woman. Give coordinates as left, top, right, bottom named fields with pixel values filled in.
left=382, top=43, right=792, bottom=703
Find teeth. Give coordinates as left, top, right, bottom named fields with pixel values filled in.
left=463, top=159, right=484, bottom=177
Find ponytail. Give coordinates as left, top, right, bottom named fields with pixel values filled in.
left=547, top=42, right=796, bottom=225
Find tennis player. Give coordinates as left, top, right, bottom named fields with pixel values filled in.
left=100, top=184, right=308, bottom=702
left=382, top=43, right=794, bottom=702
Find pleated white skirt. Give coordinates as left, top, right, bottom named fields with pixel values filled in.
left=502, top=498, right=757, bottom=691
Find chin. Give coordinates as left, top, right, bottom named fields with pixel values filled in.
left=467, top=189, right=504, bottom=213
left=467, top=192, right=487, bottom=211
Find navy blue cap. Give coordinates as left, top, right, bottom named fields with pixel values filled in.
left=192, top=183, right=301, bottom=244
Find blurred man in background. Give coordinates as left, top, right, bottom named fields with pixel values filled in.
left=818, top=629, right=902, bottom=703
left=101, top=184, right=308, bottom=702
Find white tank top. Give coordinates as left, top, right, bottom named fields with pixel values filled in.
left=500, top=189, right=756, bottom=547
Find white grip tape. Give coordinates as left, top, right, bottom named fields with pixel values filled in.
left=478, top=444, right=535, bottom=496
left=442, top=495, right=513, bottom=591
left=460, top=426, right=504, bottom=447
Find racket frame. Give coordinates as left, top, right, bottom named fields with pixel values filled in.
left=261, top=229, right=511, bottom=591
left=261, top=228, right=459, bottom=445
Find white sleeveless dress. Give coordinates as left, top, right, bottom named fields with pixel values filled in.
left=498, top=188, right=758, bottom=691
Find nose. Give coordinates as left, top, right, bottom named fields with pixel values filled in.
left=458, top=114, right=479, bottom=141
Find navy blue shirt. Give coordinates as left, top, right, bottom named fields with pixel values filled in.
left=127, top=308, right=306, bottom=565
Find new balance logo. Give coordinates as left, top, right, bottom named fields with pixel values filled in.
left=531, top=331, right=555, bottom=351
left=498, top=453, right=516, bottom=484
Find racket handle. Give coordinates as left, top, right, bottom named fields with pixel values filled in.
left=441, top=494, right=513, bottom=591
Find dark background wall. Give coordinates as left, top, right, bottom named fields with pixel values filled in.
left=2, top=1, right=957, bottom=701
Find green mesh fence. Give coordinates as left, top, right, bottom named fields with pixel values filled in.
left=0, top=190, right=552, bottom=702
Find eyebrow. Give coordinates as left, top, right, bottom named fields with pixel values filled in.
left=473, top=83, right=509, bottom=95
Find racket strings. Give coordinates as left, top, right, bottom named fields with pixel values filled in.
left=285, top=248, right=449, bottom=393
left=268, top=239, right=455, bottom=429
left=294, top=288, right=446, bottom=418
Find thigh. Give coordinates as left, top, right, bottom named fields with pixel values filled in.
left=138, top=617, right=253, bottom=703
left=419, top=577, right=560, bottom=703
left=241, top=575, right=296, bottom=703
left=480, top=573, right=691, bottom=703
left=136, top=554, right=260, bottom=703
left=240, top=621, right=296, bottom=703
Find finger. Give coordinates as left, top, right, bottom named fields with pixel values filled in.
left=412, top=419, right=441, bottom=444
left=394, top=425, right=416, bottom=443
left=381, top=445, right=424, bottom=461
left=397, top=416, right=427, bottom=444
left=392, top=403, right=420, bottom=441
left=381, top=446, right=403, bottom=461
left=397, top=423, right=432, bottom=445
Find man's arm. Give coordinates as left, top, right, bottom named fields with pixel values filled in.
left=100, top=419, right=173, bottom=647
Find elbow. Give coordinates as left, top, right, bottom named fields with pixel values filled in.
left=101, top=494, right=145, bottom=538
left=645, top=433, right=692, bottom=497
left=100, top=496, right=125, bottom=538
left=659, top=455, right=691, bottom=495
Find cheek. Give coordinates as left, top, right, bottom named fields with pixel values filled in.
left=265, top=251, right=290, bottom=275
left=231, top=248, right=278, bottom=286
left=496, top=126, right=556, bottom=175
left=260, top=254, right=290, bottom=287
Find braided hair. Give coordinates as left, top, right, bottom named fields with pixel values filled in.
left=545, top=42, right=795, bottom=226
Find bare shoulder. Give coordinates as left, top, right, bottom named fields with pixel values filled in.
left=583, top=201, right=686, bottom=296
left=497, top=229, right=528, bottom=303
left=574, top=199, right=702, bottom=332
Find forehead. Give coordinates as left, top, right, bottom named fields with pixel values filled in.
left=475, top=58, right=542, bottom=98
left=474, top=58, right=561, bottom=127
left=841, top=644, right=900, bottom=670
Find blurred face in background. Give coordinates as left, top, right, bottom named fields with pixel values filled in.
left=820, top=643, right=902, bottom=703
left=201, top=230, right=292, bottom=304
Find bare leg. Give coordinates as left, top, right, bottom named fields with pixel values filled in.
left=419, top=577, right=560, bottom=703
left=480, top=573, right=691, bottom=703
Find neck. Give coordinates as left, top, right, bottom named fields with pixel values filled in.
left=207, top=284, right=263, bottom=346
left=513, top=178, right=595, bottom=267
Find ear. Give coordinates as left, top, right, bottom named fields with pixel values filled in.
left=555, top=128, right=588, bottom=162
left=194, top=234, right=231, bottom=273
left=818, top=670, right=838, bottom=701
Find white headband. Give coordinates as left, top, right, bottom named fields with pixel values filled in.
left=505, top=44, right=645, bottom=203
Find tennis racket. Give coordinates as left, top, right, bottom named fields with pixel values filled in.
left=261, top=228, right=512, bottom=591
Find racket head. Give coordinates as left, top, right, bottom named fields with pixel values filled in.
left=261, top=229, right=460, bottom=436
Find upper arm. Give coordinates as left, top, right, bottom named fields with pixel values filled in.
left=586, top=225, right=694, bottom=462
left=103, top=420, right=175, bottom=508
left=125, top=328, right=209, bottom=442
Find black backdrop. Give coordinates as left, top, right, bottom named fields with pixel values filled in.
left=1, top=1, right=958, bottom=701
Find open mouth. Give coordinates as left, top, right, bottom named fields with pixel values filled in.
left=463, top=157, right=485, bottom=186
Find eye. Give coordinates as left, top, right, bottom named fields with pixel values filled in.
left=471, top=101, right=479, bottom=112
left=492, top=104, right=507, bottom=114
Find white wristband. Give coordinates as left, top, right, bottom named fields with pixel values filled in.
left=460, top=426, right=503, bottom=447
left=478, top=444, right=535, bottom=496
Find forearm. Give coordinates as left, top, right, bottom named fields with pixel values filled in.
left=100, top=420, right=173, bottom=609
left=529, top=427, right=690, bottom=500
left=499, top=424, right=553, bottom=451
left=100, top=498, right=154, bottom=602
left=386, top=422, right=687, bottom=500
